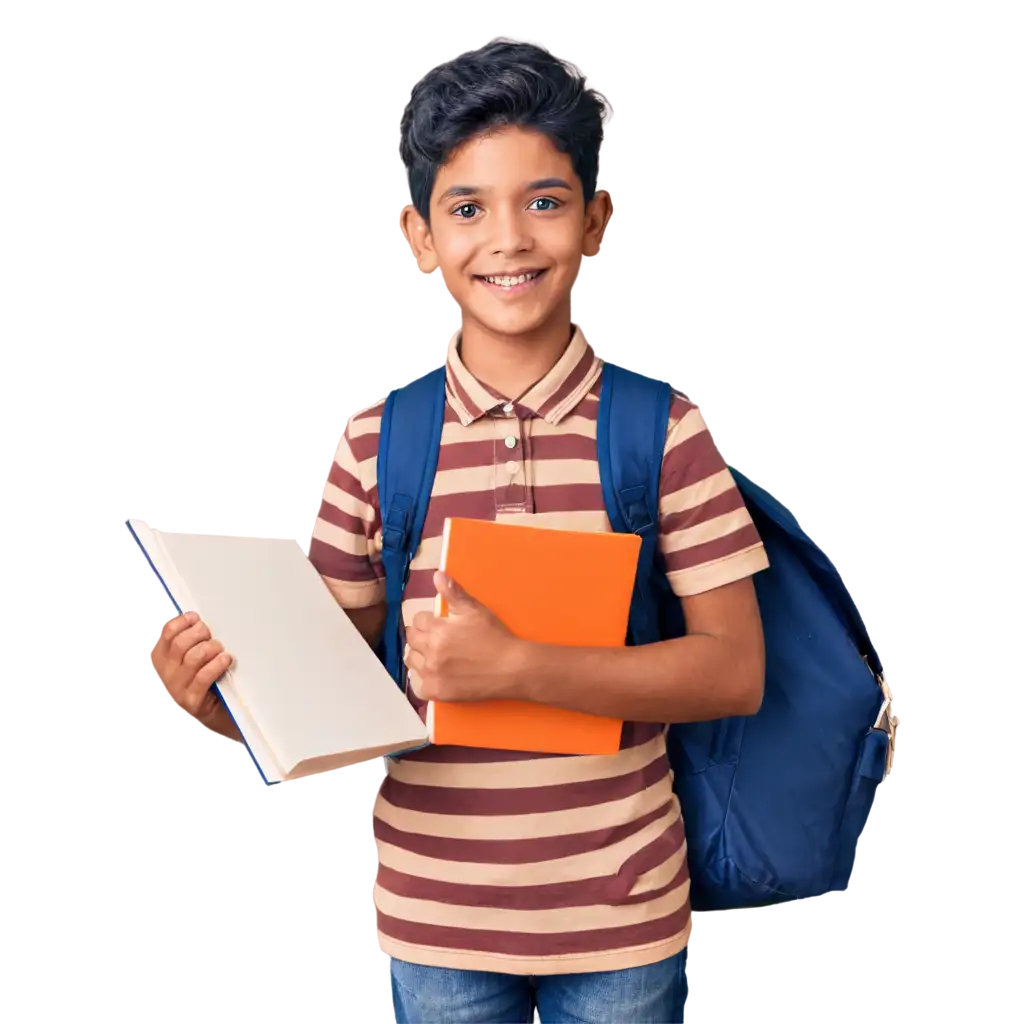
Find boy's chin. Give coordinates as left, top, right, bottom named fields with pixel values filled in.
left=462, top=302, right=562, bottom=339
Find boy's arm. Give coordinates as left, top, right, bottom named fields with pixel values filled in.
left=510, top=577, right=764, bottom=722
left=523, top=394, right=768, bottom=722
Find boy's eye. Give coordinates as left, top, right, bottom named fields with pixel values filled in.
left=528, top=197, right=560, bottom=212
left=453, top=203, right=479, bottom=218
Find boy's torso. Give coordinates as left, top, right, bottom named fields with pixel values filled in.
left=309, top=325, right=767, bottom=975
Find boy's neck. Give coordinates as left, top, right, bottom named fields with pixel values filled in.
left=458, top=308, right=573, bottom=401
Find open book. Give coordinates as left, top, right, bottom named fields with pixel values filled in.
left=128, top=521, right=428, bottom=784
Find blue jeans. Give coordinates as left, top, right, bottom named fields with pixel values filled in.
left=390, top=949, right=687, bottom=1023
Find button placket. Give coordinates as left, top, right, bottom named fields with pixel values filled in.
left=494, top=408, right=527, bottom=513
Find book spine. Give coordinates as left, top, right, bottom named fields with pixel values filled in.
left=118, top=520, right=280, bottom=790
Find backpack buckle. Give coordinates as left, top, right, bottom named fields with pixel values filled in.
left=868, top=665, right=898, bottom=776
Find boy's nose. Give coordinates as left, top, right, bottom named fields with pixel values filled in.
left=488, top=206, right=533, bottom=257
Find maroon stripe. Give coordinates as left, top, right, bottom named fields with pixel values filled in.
left=537, top=346, right=595, bottom=419
left=528, top=432, right=597, bottom=462
left=660, top=487, right=746, bottom=535
left=615, top=817, right=686, bottom=882
left=436, top=439, right=501, bottom=472
left=571, top=398, right=599, bottom=422
left=663, top=524, right=763, bottom=573
left=326, top=461, right=366, bottom=500
left=308, top=538, right=379, bottom=583
left=421, top=491, right=497, bottom=541
left=377, top=902, right=690, bottom=957
left=379, top=755, right=669, bottom=816
left=375, top=856, right=688, bottom=911
left=373, top=799, right=676, bottom=865
left=446, top=369, right=486, bottom=420
left=401, top=745, right=563, bottom=764
left=660, top=429, right=727, bottom=493
left=316, top=499, right=366, bottom=535
left=620, top=722, right=665, bottom=749
left=348, top=429, right=380, bottom=465
left=533, top=482, right=606, bottom=514
left=668, top=394, right=696, bottom=421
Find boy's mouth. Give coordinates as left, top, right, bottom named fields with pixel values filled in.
left=473, top=268, right=548, bottom=294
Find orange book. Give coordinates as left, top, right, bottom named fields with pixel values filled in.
left=426, top=517, right=641, bottom=756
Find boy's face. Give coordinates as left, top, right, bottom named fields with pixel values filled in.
left=400, top=126, right=612, bottom=340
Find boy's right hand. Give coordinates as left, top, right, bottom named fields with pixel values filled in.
left=151, top=611, right=240, bottom=741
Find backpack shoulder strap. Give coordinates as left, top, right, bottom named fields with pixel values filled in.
left=376, top=365, right=447, bottom=685
left=597, top=363, right=674, bottom=645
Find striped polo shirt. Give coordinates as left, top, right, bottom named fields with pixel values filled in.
left=308, top=325, right=769, bottom=975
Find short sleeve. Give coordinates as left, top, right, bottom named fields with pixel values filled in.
left=307, top=400, right=386, bottom=609
left=658, top=393, right=769, bottom=597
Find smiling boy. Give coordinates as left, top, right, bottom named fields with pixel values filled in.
left=151, top=38, right=768, bottom=1023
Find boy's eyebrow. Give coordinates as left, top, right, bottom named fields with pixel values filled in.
left=436, top=177, right=574, bottom=204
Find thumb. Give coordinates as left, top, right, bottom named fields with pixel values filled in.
left=435, top=572, right=481, bottom=613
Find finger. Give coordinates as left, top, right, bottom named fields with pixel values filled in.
left=147, top=610, right=196, bottom=667
left=184, top=651, right=234, bottom=707
left=412, top=610, right=439, bottom=632
left=403, top=646, right=426, bottom=674
left=166, top=619, right=213, bottom=670
left=166, top=634, right=221, bottom=708
left=159, top=606, right=199, bottom=647
left=434, top=572, right=480, bottom=612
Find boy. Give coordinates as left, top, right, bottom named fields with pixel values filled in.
left=150, top=38, right=768, bottom=1024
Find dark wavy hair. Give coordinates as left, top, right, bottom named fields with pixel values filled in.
left=399, top=38, right=612, bottom=224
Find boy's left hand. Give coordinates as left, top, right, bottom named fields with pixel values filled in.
left=404, top=572, right=521, bottom=702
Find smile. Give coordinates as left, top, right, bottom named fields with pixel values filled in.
left=474, top=269, right=548, bottom=293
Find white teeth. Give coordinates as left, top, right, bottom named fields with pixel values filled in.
left=484, top=271, right=540, bottom=287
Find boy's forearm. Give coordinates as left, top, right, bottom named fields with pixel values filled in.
left=506, top=633, right=764, bottom=724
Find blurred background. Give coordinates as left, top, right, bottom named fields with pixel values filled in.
left=2, top=2, right=1020, bottom=1021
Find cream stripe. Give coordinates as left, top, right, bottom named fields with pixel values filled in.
left=374, top=805, right=681, bottom=885
left=497, top=509, right=610, bottom=533
left=321, top=480, right=375, bottom=522
left=531, top=458, right=601, bottom=488
left=377, top=922, right=691, bottom=975
left=662, top=407, right=707, bottom=451
left=375, top=778, right=675, bottom=842
left=410, top=533, right=444, bottom=568
left=348, top=413, right=382, bottom=439
left=530, top=415, right=598, bottom=440
left=431, top=465, right=497, bottom=497
left=660, top=467, right=736, bottom=516
left=441, top=419, right=496, bottom=444
left=374, top=876, right=690, bottom=934
left=631, top=843, right=687, bottom=895
left=357, top=455, right=378, bottom=487
left=323, top=576, right=384, bottom=609
left=667, top=544, right=770, bottom=597
left=385, top=734, right=665, bottom=789
left=660, top=507, right=755, bottom=555
left=401, top=597, right=435, bottom=625
left=311, top=517, right=369, bottom=556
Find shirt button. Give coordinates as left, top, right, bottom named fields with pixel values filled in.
left=503, top=402, right=514, bottom=415
left=505, top=461, right=519, bottom=475
left=504, top=436, right=517, bottom=449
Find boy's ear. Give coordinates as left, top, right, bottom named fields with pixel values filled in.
left=400, top=205, right=439, bottom=273
left=581, top=190, right=614, bottom=258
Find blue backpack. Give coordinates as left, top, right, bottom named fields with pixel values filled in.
left=374, top=362, right=898, bottom=911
